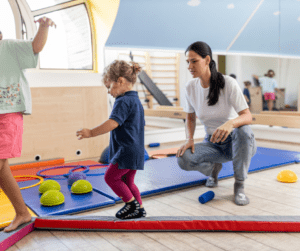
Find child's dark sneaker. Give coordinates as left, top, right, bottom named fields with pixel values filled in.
left=123, top=208, right=147, bottom=220
left=116, top=199, right=140, bottom=219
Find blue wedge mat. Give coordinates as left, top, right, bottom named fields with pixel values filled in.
left=87, top=147, right=300, bottom=202
left=19, top=178, right=115, bottom=216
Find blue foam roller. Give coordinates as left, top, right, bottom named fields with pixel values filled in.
left=199, top=191, right=215, bottom=204
left=149, top=143, right=160, bottom=147
left=144, top=149, right=149, bottom=161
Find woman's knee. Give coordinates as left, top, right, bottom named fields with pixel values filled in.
left=177, top=156, right=186, bottom=170
left=233, top=125, right=253, bottom=141
left=177, top=149, right=202, bottom=170
left=233, top=125, right=256, bottom=156
left=177, top=149, right=191, bottom=168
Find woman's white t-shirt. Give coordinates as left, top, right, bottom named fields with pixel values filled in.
left=184, top=75, right=248, bottom=135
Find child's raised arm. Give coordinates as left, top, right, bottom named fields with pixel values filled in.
left=32, top=17, right=56, bottom=54
left=76, top=119, right=119, bottom=140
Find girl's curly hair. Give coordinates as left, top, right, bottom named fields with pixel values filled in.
left=102, top=60, right=142, bottom=85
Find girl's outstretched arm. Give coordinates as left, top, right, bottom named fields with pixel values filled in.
left=76, top=119, right=119, bottom=140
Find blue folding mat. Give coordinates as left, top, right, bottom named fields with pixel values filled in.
left=87, top=147, right=300, bottom=202
left=19, top=178, right=115, bottom=216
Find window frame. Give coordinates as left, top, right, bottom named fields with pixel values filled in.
left=8, top=0, right=23, bottom=39
left=16, top=0, right=96, bottom=73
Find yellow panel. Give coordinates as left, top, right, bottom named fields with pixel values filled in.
left=86, top=0, right=120, bottom=72
left=0, top=191, right=36, bottom=229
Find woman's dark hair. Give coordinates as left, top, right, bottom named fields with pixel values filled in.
left=185, top=41, right=225, bottom=106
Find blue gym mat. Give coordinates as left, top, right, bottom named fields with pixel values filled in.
left=17, top=147, right=300, bottom=216
left=87, top=147, right=300, bottom=202
left=19, top=178, right=115, bottom=216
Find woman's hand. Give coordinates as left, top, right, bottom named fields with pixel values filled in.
left=176, top=139, right=195, bottom=157
left=210, top=121, right=234, bottom=143
left=76, top=128, right=92, bottom=140
left=35, top=17, right=57, bottom=28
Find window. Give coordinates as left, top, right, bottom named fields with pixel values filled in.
left=35, top=4, right=92, bottom=70
left=0, top=1, right=17, bottom=39
left=26, top=0, right=74, bottom=11
left=22, top=19, right=28, bottom=40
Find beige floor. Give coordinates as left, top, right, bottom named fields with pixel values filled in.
left=6, top=140, right=300, bottom=251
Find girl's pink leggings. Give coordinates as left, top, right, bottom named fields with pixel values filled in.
left=104, top=163, right=142, bottom=205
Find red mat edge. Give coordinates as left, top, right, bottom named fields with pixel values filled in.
left=34, top=219, right=300, bottom=232
left=0, top=222, right=35, bottom=251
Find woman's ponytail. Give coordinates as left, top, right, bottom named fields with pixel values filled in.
left=207, top=59, right=225, bottom=106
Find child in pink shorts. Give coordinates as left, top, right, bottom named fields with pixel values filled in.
left=253, top=70, right=283, bottom=111
left=0, top=17, right=56, bottom=232
left=264, top=92, right=276, bottom=101
left=77, top=60, right=146, bottom=220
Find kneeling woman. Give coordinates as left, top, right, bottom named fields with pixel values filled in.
left=176, top=41, right=257, bottom=206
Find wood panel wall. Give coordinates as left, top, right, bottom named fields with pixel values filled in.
left=10, top=86, right=109, bottom=165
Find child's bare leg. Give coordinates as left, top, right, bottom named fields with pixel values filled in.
left=0, top=159, right=31, bottom=232
left=267, top=100, right=273, bottom=111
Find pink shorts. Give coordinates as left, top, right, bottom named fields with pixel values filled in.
left=264, top=92, right=275, bottom=100
left=0, top=112, right=23, bottom=159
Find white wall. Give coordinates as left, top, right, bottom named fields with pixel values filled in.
left=25, top=71, right=103, bottom=88
left=26, top=51, right=299, bottom=110
left=103, top=48, right=300, bottom=110
left=104, top=49, right=220, bottom=111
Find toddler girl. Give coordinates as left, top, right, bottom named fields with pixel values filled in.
left=77, top=60, right=146, bottom=219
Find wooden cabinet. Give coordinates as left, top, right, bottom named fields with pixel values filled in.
left=275, top=88, right=285, bottom=110
left=249, top=87, right=262, bottom=114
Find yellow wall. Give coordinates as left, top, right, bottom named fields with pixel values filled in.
left=86, top=0, right=120, bottom=73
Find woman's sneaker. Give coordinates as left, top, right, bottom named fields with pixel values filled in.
left=116, top=199, right=140, bottom=219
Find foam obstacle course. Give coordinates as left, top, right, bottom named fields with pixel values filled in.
left=2, top=147, right=300, bottom=218
left=18, top=164, right=115, bottom=216
left=1, top=147, right=300, bottom=250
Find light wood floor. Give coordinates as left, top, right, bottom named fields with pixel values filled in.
left=7, top=140, right=300, bottom=251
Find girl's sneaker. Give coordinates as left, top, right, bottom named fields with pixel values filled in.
left=116, top=199, right=140, bottom=219
left=123, top=208, right=147, bottom=219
